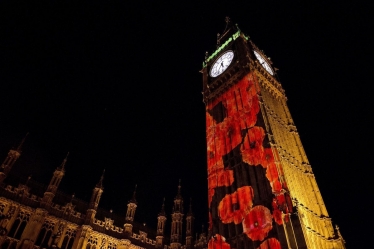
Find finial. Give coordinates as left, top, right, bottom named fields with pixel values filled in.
left=222, top=17, right=232, bottom=35
left=188, top=198, right=193, bottom=215
left=159, top=197, right=166, bottom=216
left=216, top=33, right=221, bottom=47
left=16, top=132, right=29, bottom=152
left=59, top=152, right=69, bottom=170
left=130, top=184, right=137, bottom=203
left=205, top=51, right=209, bottom=61
left=25, top=175, right=32, bottom=186
left=178, top=179, right=182, bottom=194
left=96, top=169, right=105, bottom=188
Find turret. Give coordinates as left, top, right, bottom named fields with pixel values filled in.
left=0, top=133, right=28, bottom=183
left=185, top=199, right=194, bottom=249
left=124, top=185, right=137, bottom=235
left=194, top=225, right=208, bottom=249
left=170, top=180, right=183, bottom=249
left=40, top=153, right=68, bottom=209
left=84, top=170, right=104, bottom=225
left=156, top=198, right=167, bottom=248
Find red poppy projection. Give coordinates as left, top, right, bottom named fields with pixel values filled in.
left=257, top=238, right=281, bottom=249
left=206, top=73, right=291, bottom=246
left=242, top=205, right=273, bottom=241
left=218, top=186, right=254, bottom=224
left=208, top=234, right=230, bottom=249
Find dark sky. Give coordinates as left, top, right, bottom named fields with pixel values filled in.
left=0, top=1, right=372, bottom=247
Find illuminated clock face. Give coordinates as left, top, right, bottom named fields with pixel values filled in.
left=209, top=50, right=234, bottom=77
left=253, top=50, right=274, bottom=75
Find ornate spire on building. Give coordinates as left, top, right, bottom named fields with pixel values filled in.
left=124, top=185, right=138, bottom=235
left=0, top=133, right=28, bottom=183
left=40, top=153, right=68, bottom=209
left=170, top=180, right=184, bottom=249
left=156, top=198, right=167, bottom=248
left=85, top=170, right=104, bottom=225
left=185, top=198, right=194, bottom=249
left=194, top=225, right=207, bottom=249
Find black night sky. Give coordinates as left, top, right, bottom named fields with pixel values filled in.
left=0, top=1, right=372, bottom=247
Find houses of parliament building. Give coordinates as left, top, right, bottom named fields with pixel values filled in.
left=0, top=139, right=208, bottom=249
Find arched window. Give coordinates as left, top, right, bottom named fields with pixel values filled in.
left=87, top=235, right=98, bottom=247
left=8, top=211, right=30, bottom=239
left=0, top=204, right=5, bottom=215
left=35, top=220, right=55, bottom=248
left=107, top=241, right=116, bottom=249
left=61, top=228, right=76, bottom=249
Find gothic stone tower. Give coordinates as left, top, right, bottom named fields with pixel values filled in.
left=202, top=20, right=345, bottom=249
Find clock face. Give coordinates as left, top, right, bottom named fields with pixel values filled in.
left=253, top=50, right=274, bottom=75
left=209, top=50, right=234, bottom=77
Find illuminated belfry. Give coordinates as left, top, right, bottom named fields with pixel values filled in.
left=202, top=18, right=345, bottom=249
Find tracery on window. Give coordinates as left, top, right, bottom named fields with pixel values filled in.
left=107, top=241, right=117, bottom=249
left=61, top=227, right=76, bottom=249
left=35, top=220, right=55, bottom=248
left=8, top=211, right=30, bottom=239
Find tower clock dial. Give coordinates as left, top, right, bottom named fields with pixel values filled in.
left=209, top=50, right=234, bottom=77
left=253, top=50, right=274, bottom=75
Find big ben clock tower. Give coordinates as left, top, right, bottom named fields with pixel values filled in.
left=202, top=19, right=345, bottom=249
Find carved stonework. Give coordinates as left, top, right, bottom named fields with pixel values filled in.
left=104, top=218, right=114, bottom=231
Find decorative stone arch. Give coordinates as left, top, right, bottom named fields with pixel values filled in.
left=61, top=227, right=76, bottom=249
left=35, top=219, right=55, bottom=248
left=8, top=210, right=30, bottom=239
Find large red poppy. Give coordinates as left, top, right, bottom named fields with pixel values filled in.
left=208, top=234, right=231, bottom=249
left=218, top=186, right=254, bottom=224
left=243, top=205, right=273, bottom=241
left=256, top=238, right=281, bottom=249
left=241, top=127, right=266, bottom=166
